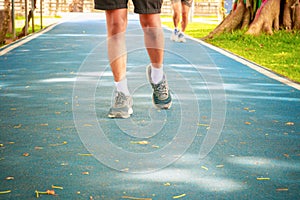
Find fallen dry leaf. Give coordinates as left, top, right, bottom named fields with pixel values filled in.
left=35, top=189, right=56, bottom=198
left=5, top=176, right=14, bottom=180
left=51, top=185, right=63, bottom=190
left=164, top=182, right=171, bottom=186
left=173, top=193, right=186, bottom=199
left=285, top=122, right=294, bottom=126
left=256, top=177, right=270, bottom=181
left=130, top=141, right=149, bottom=145
left=283, top=154, right=289, bottom=158
left=151, top=145, right=159, bottom=149
left=0, top=190, right=11, bottom=194
left=13, top=124, right=22, bottom=129
left=197, top=123, right=210, bottom=127
left=23, top=153, right=30, bottom=157
left=276, top=188, right=288, bottom=192
left=78, top=153, right=93, bottom=156
left=122, top=196, right=152, bottom=200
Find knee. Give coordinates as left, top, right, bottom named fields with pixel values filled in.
left=182, top=11, right=189, bottom=21
left=108, top=19, right=127, bottom=35
left=173, top=12, right=181, bottom=20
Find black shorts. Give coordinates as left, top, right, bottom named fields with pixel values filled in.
left=171, top=0, right=193, bottom=7
left=94, top=0, right=163, bottom=14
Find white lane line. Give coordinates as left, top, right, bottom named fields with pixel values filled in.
left=163, top=25, right=299, bottom=90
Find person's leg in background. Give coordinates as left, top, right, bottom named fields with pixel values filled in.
left=171, top=0, right=193, bottom=42
left=170, top=0, right=182, bottom=41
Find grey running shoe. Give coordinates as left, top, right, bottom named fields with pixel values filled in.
left=147, top=65, right=172, bottom=109
left=177, top=32, right=186, bottom=43
left=108, top=91, right=133, bottom=118
left=170, top=29, right=179, bottom=41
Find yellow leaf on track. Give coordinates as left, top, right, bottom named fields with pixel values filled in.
left=122, top=196, right=152, bottom=200
left=256, top=177, right=270, bottom=180
left=197, top=123, right=210, bottom=127
left=276, top=188, right=288, bottom=192
left=285, top=122, right=294, bottom=126
left=13, top=124, right=22, bottom=129
left=78, top=153, right=93, bottom=156
left=173, top=193, right=186, bottom=199
left=130, top=141, right=149, bottom=145
left=0, top=190, right=11, bottom=194
left=51, top=185, right=63, bottom=189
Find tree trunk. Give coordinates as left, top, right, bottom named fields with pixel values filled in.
left=18, top=10, right=33, bottom=38
left=205, top=0, right=300, bottom=38
left=0, top=0, right=10, bottom=45
left=204, top=0, right=247, bottom=39
left=69, top=0, right=84, bottom=12
left=292, top=0, right=300, bottom=29
left=18, top=0, right=37, bottom=38
left=283, top=0, right=294, bottom=29
left=246, top=0, right=281, bottom=35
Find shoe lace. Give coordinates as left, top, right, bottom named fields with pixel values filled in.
left=154, top=81, right=168, bottom=96
left=115, top=92, right=126, bottom=106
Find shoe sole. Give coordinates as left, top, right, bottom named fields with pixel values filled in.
left=108, top=108, right=133, bottom=119
left=153, top=100, right=172, bottom=109
left=170, top=34, right=178, bottom=41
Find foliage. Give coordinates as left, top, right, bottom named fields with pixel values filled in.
left=207, top=30, right=300, bottom=83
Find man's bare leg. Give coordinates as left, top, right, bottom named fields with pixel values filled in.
left=172, top=2, right=182, bottom=30
left=180, top=3, right=191, bottom=33
left=106, top=9, right=132, bottom=118
left=140, top=14, right=172, bottom=109
left=105, top=9, right=128, bottom=83
left=139, top=13, right=164, bottom=68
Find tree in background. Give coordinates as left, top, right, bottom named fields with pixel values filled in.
left=0, top=0, right=10, bottom=44
left=18, top=0, right=37, bottom=38
left=69, top=0, right=84, bottom=12
left=205, top=0, right=300, bottom=38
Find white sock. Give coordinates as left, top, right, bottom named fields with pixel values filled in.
left=151, top=64, right=164, bottom=84
left=115, top=78, right=130, bottom=96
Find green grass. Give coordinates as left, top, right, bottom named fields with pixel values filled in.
left=2, top=16, right=61, bottom=46
left=163, top=20, right=300, bottom=83
left=5, top=25, right=44, bottom=38
left=14, top=15, right=61, bottom=20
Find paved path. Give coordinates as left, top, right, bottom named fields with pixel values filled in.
left=0, top=13, right=299, bottom=200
